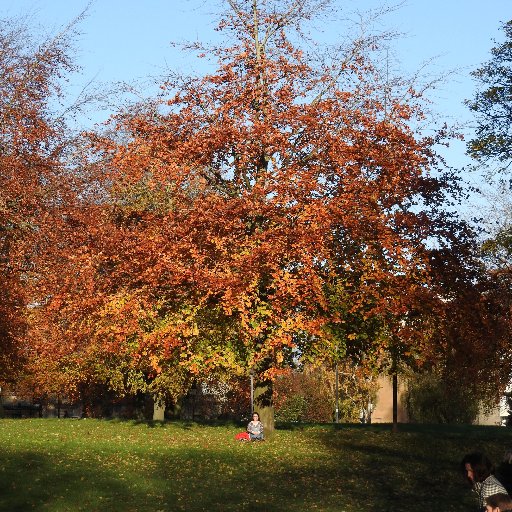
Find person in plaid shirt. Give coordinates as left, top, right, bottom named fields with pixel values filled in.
left=462, top=453, right=509, bottom=511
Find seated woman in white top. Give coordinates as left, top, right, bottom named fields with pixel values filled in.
left=247, top=412, right=264, bottom=441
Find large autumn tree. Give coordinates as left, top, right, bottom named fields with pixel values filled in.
left=35, top=0, right=464, bottom=428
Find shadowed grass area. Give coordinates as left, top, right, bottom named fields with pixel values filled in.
left=0, top=419, right=510, bottom=511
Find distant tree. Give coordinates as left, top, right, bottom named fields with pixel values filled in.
left=0, top=8, right=120, bottom=406
left=421, top=232, right=512, bottom=415
left=404, top=368, right=480, bottom=424
left=467, top=20, right=512, bottom=171
left=464, top=18, right=512, bottom=411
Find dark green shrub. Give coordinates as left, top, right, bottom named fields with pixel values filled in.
left=273, top=367, right=334, bottom=423
left=405, top=371, right=479, bottom=424
left=275, top=394, right=308, bottom=422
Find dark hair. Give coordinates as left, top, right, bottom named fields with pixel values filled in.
left=461, top=452, right=494, bottom=483
left=252, top=412, right=260, bottom=420
left=486, top=492, right=512, bottom=510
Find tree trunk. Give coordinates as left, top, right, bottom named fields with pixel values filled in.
left=153, top=398, right=165, bottom=421
left=392, top=372, right=398, bottom=433
left=254, top=379, right=274, bottom=434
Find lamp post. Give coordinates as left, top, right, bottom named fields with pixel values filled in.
left=335, top=362, right=339, bottom=423
left=250, top=370, right=254, bottom=415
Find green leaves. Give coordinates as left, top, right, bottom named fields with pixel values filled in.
left=467, top=20, right=512, bottom=165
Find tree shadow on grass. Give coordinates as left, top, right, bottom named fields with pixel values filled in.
left=0, top=445, right=347, bottom=512
left=304, top=424, right=497, bottom=512
left=150, top=441, right=478, bottom=512
left=0, top=449, right=131, bottom=512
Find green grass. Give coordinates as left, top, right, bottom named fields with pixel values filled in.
left=0, top=419, right=510, bottom=511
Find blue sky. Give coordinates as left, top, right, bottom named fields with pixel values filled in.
left=1, top=0, right=511, bottom=203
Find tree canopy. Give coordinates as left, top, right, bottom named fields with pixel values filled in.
left=3, top=1, right=509, bottom=427
left=23, top=0, right=469, bottom=423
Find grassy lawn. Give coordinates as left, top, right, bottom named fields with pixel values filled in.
left=0, top=419, right=511, bottom=511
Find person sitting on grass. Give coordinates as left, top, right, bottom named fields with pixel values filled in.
left=485, top=493, right=512, bottom=512
left=247, top=412, right=264, bottom=441
left=462, top=452, right=508, bottom=511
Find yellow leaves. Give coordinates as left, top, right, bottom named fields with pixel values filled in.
left=149, top=355, right=162, bottom=374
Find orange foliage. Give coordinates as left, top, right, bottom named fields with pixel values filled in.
left=0, top=17, right=75, bottom=387
left=27, top=2, right=462, bottom=401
